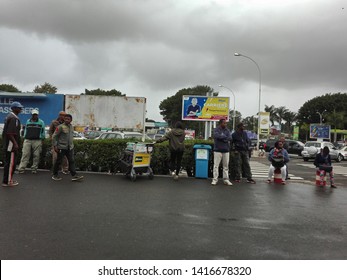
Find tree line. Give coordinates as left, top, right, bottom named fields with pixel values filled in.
left=0, top=83, right=124, bottom=96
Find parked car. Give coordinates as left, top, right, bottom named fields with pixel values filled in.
left=84, top=130, right=103, bottom=139
left=73, top=131, right=86, bottom=140
left=146, top=133, right=164, bottom=140
left=301, top=141, right=341, bottom=162
left=95, top=131, right=152, bottom=141
left=265, top=139, right=304, bottom=155
left=337, top=146, right=347, bottom=161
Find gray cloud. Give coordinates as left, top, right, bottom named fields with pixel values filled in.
left=1, top=0, right=346, bottom=120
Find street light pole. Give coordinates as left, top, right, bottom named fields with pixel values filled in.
left=218, top=85, right=236, bottom=132
left=234, top=52, right=262, bottom=150
left=316, top=110, right=327, bottom=125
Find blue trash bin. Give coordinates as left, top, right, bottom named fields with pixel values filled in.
left=193, top=144, right=212, bottom=178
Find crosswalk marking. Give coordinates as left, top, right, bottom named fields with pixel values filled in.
left=249, top=161, right=304, bottom=180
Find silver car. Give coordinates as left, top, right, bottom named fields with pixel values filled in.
left=95, top=131, right=151, bottom=141
left=301, top=141, right=341, bottom=162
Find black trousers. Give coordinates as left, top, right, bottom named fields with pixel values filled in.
left=170, top=150, right=184, bottom=175
left=53, top=149, right=77, bottom=176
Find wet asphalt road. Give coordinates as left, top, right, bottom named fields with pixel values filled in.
left=1, top=170, right=347, bottom=260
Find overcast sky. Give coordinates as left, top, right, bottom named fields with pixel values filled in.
left=1, top=0, right=346, bottom=121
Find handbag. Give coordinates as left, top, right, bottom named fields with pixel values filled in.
left=319, top=165, right=332, bottom=172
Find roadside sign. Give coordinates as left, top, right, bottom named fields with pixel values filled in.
left=310, top=124, right=330, bottom=139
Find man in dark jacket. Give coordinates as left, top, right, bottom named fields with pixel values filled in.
left=314, top=146, right=336, bottom=188
left=49, top=111, right=69, bottom=174
left=212, top=119, right=233, bottom=186
left=156, top=121, right=185, bottom=180
left=2, top=101, right=23, bottom=187
left=231, top=123, right=256, bottom=183
left=52, top=114, right=83, bottom=182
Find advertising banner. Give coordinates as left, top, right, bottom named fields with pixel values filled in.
left=310, top=124, right=330, bottom=139
left=293, top=126, right=299, bottom=140
left=0, top=93, right=64, bottom=127
left=259, top=112, right=270, bottom=129
left=182, top=96, right=229, bottom=121
left=259, top=112, right=270, bottom=135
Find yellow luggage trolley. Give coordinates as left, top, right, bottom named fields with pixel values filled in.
left=119, top=142, right=154, bottom=181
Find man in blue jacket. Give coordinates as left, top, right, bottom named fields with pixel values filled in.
left=212, top=119, right=233, bottom=186
left=18, top=109, right=45, bottom=174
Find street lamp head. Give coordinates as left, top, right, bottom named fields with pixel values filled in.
left=234, top=53, right=241, bottom=56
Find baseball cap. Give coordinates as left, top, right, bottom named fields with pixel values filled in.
left=31, top=109, right=39, bottom=115
left=10, top=101, right=24, bottom=109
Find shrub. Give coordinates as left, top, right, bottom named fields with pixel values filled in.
left=0, top=138, right=216, bottom=176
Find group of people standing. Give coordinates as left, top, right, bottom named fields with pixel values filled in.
left=2, top=101, right=83, bottom=187
left=157, top=119, right=257, bottom=185
left=211, top=120, right=256, bottom=186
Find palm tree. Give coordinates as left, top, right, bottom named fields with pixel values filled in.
left=283, top=111, right=298, bottom=134
left=274, top=106, right=289, bottom=129
left=264, top=105, right=276, bottom=126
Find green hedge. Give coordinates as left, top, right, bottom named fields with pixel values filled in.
left=0, top=138, right=216, bottom=176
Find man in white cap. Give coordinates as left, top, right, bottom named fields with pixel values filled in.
left=2, top=101, right=23, bottom=187
left=18, top=108, right=45, bottom=174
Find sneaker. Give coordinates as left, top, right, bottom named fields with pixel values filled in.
left=62, top=170, right=70, bottom=175
left=247, top=179, right=256, bottom=184
left=18, top=170, right=25, bottom=174
left=173, top=175, right=179, bottom=180
left=71, top=175, right=84, bottom=181
left=331, top=184, right=337, bottom=188
left=2, top=181, right=19, bottom=187
left=234, top=179, right=241, bottom=183
left=223, top=180, right=233, bottom=186
left=267, top=179, right=272, bottom=184
left=281, top=180, right=286, bottom=185
left=211, top=180, right=218, bottom=186
left=171, top=172, right=176, bottom=177
left=52, top=175, right=62, bottom=181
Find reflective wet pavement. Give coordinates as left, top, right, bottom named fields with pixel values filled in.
left=1, top=171, right=346, bottom=259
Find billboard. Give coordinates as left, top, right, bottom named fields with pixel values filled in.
left=310, top=124, right=330, bottom=139
left=182, top=96, right=230, bottom=121
left=0, top=93, right=64, bottom=126
left=65, top=95, right=146, bottom=130
left=293, top=126, right=299, bottom=140
left=259, top=112, right=270, bottom=135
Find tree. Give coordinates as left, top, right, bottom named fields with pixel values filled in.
left=242, top=115, right=258, bottom=133
left=274, top=106, right=289, bottom=129
left=283, top=111, right=297, bottom=134
left=297, top=93, right=347, bottom=128
left=83, top=88, right=125, bottom=96
left=159, top=85, right=217, bottom=136
left=33, top=82, right=57, bottom=93
left=326, top=109, right=345, bottom=142
left=0, top=84, right=20, bottom=92
left=264, top=105, right=276, bottom=126
left=228, top=110, right=242, bottom=131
